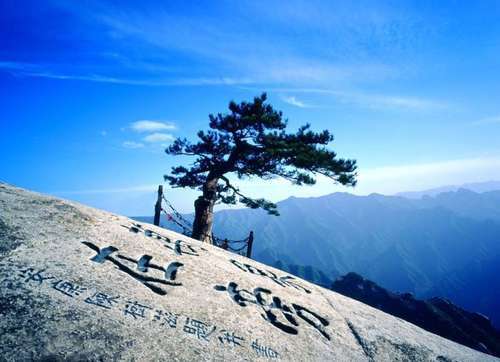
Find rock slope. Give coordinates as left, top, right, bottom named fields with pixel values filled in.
left=0, top=183, right=497, bottom=361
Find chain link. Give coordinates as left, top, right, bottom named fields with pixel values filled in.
left=160, top=195, right=250, bottom=254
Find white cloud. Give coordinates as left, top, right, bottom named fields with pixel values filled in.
left=122, top=141, right=144, bottom=149
left=143, top=132, right=175, bottom=143
left=131, top=120, right=176, bottom=132
left=281, top=96, right=311, bottom=108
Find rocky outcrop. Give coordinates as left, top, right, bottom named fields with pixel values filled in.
left=332, top=272, right=500, bottom=358
left=0, top=183, right=497, bottom=361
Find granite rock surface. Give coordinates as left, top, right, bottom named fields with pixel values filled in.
left=0, top=183, right=497, bottom=361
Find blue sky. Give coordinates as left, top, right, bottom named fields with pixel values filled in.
left=1, top=0, right=500, bottom=215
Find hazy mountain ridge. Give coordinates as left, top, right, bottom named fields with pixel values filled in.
left=415, top=189, right=500, bottom=222
left=133, top=183, right=500, bottom=327
left=212, top=190, right=500, bottom=281
left=332, top=272, right=500, bottom=357
left=396, top=181, right=500, bottom=199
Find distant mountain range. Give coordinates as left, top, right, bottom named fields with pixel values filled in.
left=396, top=180, right=500, bottom=199
left=133, top=181, right=500, bottom=329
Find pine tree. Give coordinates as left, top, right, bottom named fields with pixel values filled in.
left=165, top=93, right=357, bottom=243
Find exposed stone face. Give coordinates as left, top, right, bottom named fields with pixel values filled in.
left=0, top=183, right=498, bottom=361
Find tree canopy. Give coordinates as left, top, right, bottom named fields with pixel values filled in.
left=165, top=93, right=357, bottom=217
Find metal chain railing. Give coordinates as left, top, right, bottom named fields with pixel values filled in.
left=159, top=194, right=253, bottom=257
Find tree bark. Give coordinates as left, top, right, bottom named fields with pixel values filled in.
left=191, top=177, right=218, bottom=243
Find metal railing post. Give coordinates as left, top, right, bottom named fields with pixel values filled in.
left=154, top=185, right=163, bottom=226
left=246, top=231, right=254, bottom=258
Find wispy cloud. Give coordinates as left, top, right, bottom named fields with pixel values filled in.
left=143, top=133, right=174, bottom=143
left=260, top=87, right=447, bottom=111
left=50, top=155, right=500, bottom=201
left=1, top=61, right=445, bottom=112
left=470, top=116, right=500, bottom=126
left=0, top=62, right=159, bottom=85
left=0, top=4, right=446, bottom=114
left=122, top=141, right=144, bottom=149
left=0, top=61, right=38, bottom=71
left=348, top=92, right=445, bottom=110
left=0, top=61, right=258, bottom=86
left=90, top=3, right=412, bottom=84
left=0, top=2, right=404, bottom=89
left=356, top=155, right=500, bottom=195
left=361, top=156, right=500, bottom=181
left=0, top=57, right=395, bottom=88
left=235, top=155, right=500, bottom=201
left=131, top=120, right=176, bottom=132
left=0, top=62, right=392, bottom=94
left=281, top=95, right=311, bottom=108
left=52, top=184, right=157, bottom=195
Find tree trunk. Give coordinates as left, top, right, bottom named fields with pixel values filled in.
left=191, top=177, right=218, bottom=243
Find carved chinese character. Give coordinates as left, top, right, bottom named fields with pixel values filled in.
left=153, top=309, right=178, bottom=328
left=254, top=287, right=300, bottom=336
left=214, top=282, right=330, bottom=340
left=218, top=330, right=244, bottom=347
left=183, top=317, right=216, bottom=342
left=18, top=267, right=54, bottom=285
left=122, top=223, right=201, bottom=256
left=251, top=339, right=279, bottom=359
left=85, top=292, right=119, bottom=309
left=291, top=303, right=330, bottom=340
left=164, top=240, right=199, bottom=256
left=214, top=282, right=257, bottom=307
left=124, top=300, right=151, bottom=319
left=82, top=241, right=183, bottom=296
left=229, top=259, right=311, bottom=294
left=52, top=280, right=87, bottom=298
